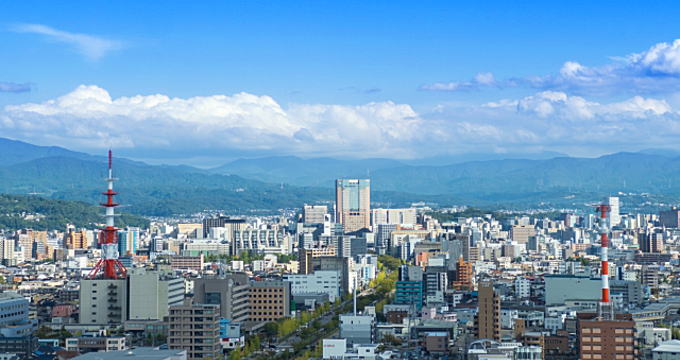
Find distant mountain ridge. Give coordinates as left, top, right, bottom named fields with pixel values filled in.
left=1, top=137, right=680, bottom=214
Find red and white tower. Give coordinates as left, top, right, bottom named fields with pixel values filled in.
left=87, top=150, right=127, bottom=279
left=595, top=204, right=614, bottom=320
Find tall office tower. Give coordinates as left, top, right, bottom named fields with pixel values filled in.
left=335, top=179, right=371, bottom=233
left=168, top=303, right=221, bottom=360
left=476, top=282, right=501, bottom=341
left=608, top=197, right=621, bottom=226
left=303, top=205, right=328, bottom=225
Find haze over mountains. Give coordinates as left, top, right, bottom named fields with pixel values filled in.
left=1, top=137, right=679, bottom=215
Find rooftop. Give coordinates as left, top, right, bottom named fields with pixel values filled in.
left=72, top=347, right=187, bottom=360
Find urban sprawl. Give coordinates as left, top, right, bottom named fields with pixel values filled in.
left=1, top=160, right=680, bottom=360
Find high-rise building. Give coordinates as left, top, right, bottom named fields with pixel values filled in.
left=249, top=280, right=291, bottom=323
left=395, top=265, right=424, bottom=311
left=659, top=207, right=680, bottom=228
left=202, top=215, right=247, bottom=238
left=335, top=179, right=371, bottom=233
left=510, top=225, right=536, bottom=244
left=0, top=238, right=15, bottom=266
left=371, top=208, right=417, bottom=226
left=127, top=268, right=185, bottom=321
left=80, top=268, right=185, bottom=324
left=168, top=303, right=221, bottom=360
left=303, top=205, right=328, bottom=225
left=117, top=228, right=140, bottom=256
left=0, top=292, right=36, bottom=337
left=608, top=197, right=621, bottom=226
left=476, top=282, right=501, bottom=341
left=453, top=257, right=473, bottom=290
left=79, top=279, right=128, bottom=324
left=193, top=275, right=250, bottom=323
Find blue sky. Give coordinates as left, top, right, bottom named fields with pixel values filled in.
left=2, top=1, right=680, bottom=165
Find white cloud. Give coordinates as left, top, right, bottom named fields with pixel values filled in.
left=421, top=72, right=497, bottom=92
left=11, top=23, right=122, bottom=60
left=3, top=85, right=680, bottom=159
left=425, top=39, right=680, bottom=94
left=2, top=85, right=424, bottom=157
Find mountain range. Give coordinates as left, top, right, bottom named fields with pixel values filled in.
left=1, top=137, right=679, bottom=215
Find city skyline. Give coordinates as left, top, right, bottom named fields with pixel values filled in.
left=2, top=2, right=680, bottom=164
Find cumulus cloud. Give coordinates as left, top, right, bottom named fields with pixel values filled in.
left=1, top=85, right=423, bottom=157
left=10, top=23, right=122, bottom=60
left=425, top=39, right=680, bottom=95
left=421, top=72, right=498, bottom=91
left=0, top=82, right=31, bottom=93
left=3, top=85, right=680, bottom=158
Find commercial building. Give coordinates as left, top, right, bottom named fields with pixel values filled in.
left=168, top=303, right=221, bottom=360
left=170, top=254, right=204, bottom=272
left=202, top=216, right=246, bottom=238
left=193, top=275, right=250, bottom=323
left=298, top=247, right=337, bottom=274
left=0, top=292, right=35, bottom=337
left=249, top=280, right=291, bottom=323
left=371, top=208, right=416, bottom=226
left=340, top=314, right=375, bottom=345
left=127, top=268, right=185, bottom=321
left=80, top=268, right=185, bottom=324
left=511, top=225, right=536, bottom=244
left=303, top=205, right=328, bottom=225
left=284, top=270, right=341, bottom=302
left=79, top=279, right=128, bottom=324
left=659, top=208, right=680, bottom=228
left=336, top=179, right=371, bottom=233
left=395, top=265, right=424, bottom=311
left=476, top=282, right=501, bottom=341
left=577, top=313, right=636, bottom=360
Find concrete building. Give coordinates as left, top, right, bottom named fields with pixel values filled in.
left=298, top=247, right=337, bottom=274
left=0, top=292, right=35, bottom=337
left=193, top=275, right=250, bottom=323
left=168, top=303, right=221, bottom=360
left=371, top=208, right=416, bottom=226
left=79, top=279, right=128, bottom=324
left=283, top=270, right=341, bottom=302
left=170, top=254, right=204, bottom=272
left=303, top=205, right=328, bottom=225
left=659, top=208, right=680, bottom=228
left=608, top=196, right=621, bottom=226
left=336, top=179, right=371, bottom=233
left=476, top=282, right=501, bottom=341
left=511, top=225, right=536, bottom=244
left=577, top=313, right=636, bottom=360
left=340, top=314, right=375, bottom=345
left=249, top=280, right=291, bottom=323
left=232, top=228, right=290, bottom=255
left=65, top=336, right=126, bottom=353
left=127, top=268, right=185, bottom=321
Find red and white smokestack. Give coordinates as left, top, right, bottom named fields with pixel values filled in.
left=596, top=204, right=610, bottom=303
